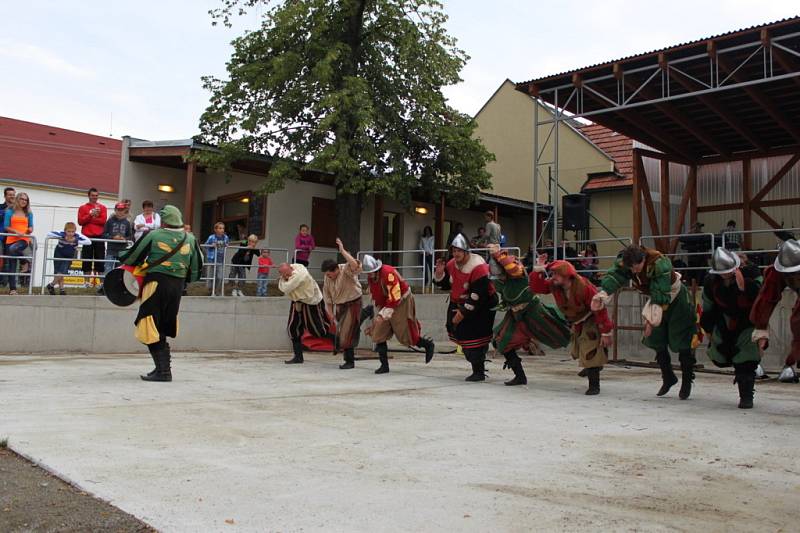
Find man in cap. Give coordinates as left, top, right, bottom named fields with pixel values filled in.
left=278, top=261, right=331, bottom=365
left=530, top=253, right=613, bottom=395
left=322, top=237, right=364, bottom=369
left=750, top=239, right=800, bottom=383
left=489, top=246, right=571, bottom=386
left=701, top=248, right=762, bottom=408
left=362, top=254, right=434, bottom=374
left=592, top=245, right=697, bottom=399
left=433, top=234, right=498, bottom=381
left=118, top=205, right=203, bottom=382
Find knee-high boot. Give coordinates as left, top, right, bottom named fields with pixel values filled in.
left=656, top=350, right=678, bottom=396
left=734, top=362, right=757, bottom=409
left=503, top=350, right=527, bottom=386
left=585, top=367, right=601, bottom=395
left=339, top=347, right=355, bottom=369
left=374, top=342, right=389, bottom=374
left=141, top=342, right=172, bottom=382
left=464, top=348, right=487, bottom=382
left=285, top=340, right=304, bottom=364
left=678, top=350, right=695, bottom=400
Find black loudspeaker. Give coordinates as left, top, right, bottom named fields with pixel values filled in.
left=562, top=193, right=589, bottom=231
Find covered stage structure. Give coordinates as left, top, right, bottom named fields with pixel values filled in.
left=517, top=16, right=800, bottom=261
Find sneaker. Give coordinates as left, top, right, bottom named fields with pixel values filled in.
left=46, top=283, right=55, bottom=295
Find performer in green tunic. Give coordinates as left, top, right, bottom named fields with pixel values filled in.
left=490, top=245, right=571, bottom=386
left=118, top=205, right=203, bottom=382
left=700, top=247, right=762, bottom=409
left=593, top=245, right=697, bottom=399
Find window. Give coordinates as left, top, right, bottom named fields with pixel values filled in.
left=210, top=191, right=267, bottom=241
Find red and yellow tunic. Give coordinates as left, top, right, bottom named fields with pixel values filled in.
left=368, top=264, right=409, bottom=310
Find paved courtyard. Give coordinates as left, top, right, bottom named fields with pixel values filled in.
left=1, top=350, right=798, bottom=532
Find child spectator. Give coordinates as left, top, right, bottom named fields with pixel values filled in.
left=133, top=200, right=161, bottom=241
left=98, top=202, right=133, bottom=294
left=46, top=222, right=91, bottom=295
left=204, top=222, right=229, bottom=295
left=230, top=234, right=260, bottom=296
left=294, top=224, right=315, bottom=266
left=256, top=249, right=273, bottom=297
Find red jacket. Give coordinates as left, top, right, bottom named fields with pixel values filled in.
left=77, top=202, right=108, bottom=237
left=529, top=270, right=613, bottom=334
left=368, top=264, right=409, bottom=309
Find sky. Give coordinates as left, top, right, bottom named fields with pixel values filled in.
left=0, top=1, right=797, bottom=141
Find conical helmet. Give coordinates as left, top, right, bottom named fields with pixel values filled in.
left=708, top=247, right=740, bottom=275
left=450, top=233, right=469, bottom=251
left=774, top=239, right=800, bottom=273
left=361, top=254, right=383, bottom=273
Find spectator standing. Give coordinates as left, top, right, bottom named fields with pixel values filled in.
left=0, top=187, right=15, bottom=287
left=46, top=222, right=91, bottom=295
left=204, top=222, right=229, bottom=295
left=256, top=249, right=273, bottom=297
left=420, top=225, right=435, bottom=285
left=98, top=202, right=133, bottom=294
left=77, top=188, right=108, bottom=287
left=133, top=200, right=161, bottom=241
left=722, top=219, right=741, bottom=250
left=3, top=192, right=34, bottom=294
left=483, top=210, right=501, bottom=245
left=230, top=234, right=260, bottom=296
left=294, top=224, right=315, bottom=267
left=470, top=227, right=486, bottom=248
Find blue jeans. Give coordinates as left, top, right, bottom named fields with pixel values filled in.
left=103, top=251, right=121, bottom=277
left=5, top=240, right=29, bottom=291
left=256, top=272, right=269, bottom=296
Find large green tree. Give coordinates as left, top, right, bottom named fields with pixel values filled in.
left=197, top=0, right=494, bottom=253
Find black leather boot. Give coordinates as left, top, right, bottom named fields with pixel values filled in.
left=464, top=349, right=486, bottom=382
left=656, top=350, right=678, bottom=396
left=416, top=336, right=435, bottom=364
left=339, top=348, right=355, bottom=369
left=141, top=345, right=172, bottom=382
left=734, top=362, right=756, bottom=409
left=585, top=367, right=601, bottom=395
left=503, top=351, right=527, bottom=386
left=374, top=343, right=390, bottom=374
left=285, top=340, right=304, bottom=364
left=678, top=350, right=695, bottom=400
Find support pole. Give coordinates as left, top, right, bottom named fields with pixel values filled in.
left=660, top=159, right=670, bottom=252
left=184, top=160, right=196, bottom=228
left=742, top=158, right=752, bottom=250
left=533, top=99, right=539, bottom=253
left=373, top=195, right=384, bottom=251
left=553, top=88, right=560, bottom=260
left=632, top=151, right=642, bottom=243
left=434, top=194, right=444, bottom=251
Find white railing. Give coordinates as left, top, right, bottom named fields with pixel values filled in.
left=39, top=236, right=133, bottom=293
left=2, top=232, right=37, bottom=295
left=357, top=249, right=428, bottom=289
left=561, top=237, right=632, bottom=276
left=722, top=227, right=800, bottom=269
left=639, top=233, right=716, bottom=273
left=217, top=245, right=290, bottom=296
left=292, top=247, right=340, bottom=281
left=428, top=246, right=521, bottom=293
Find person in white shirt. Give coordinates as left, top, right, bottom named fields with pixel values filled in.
left=133, top=200, right=161, bottom=241
left=419, top=225, right=435, bottom=285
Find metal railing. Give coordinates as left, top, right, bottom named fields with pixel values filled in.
left=39, top=236, right=133, bottom=293
left=293, top=248, right=339, bottom=281
left=357, top=249, right=428, bottom=289
left=1, top=232, right=37, bottom=295
left=561, top=237, right=632, bottom=276
left=217, top=245, right=290, bottom=296
left=639, top=233, right=716, bottom=274
left=722, top=227, right=800, bottom=269
left=428, top=246, right=521, bottom=293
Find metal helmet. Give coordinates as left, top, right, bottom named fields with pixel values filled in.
left=708, top=247, right=740, bottom=275
left=450, top=233, right=469, bottom=251
left=361, top=254, right=383, bottom=273
left=775, top=239, right=800, bottom=273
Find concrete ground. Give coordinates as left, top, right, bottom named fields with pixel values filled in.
left=0, top=350, right=798, bottom=533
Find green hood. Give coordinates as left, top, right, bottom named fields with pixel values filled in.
left=159, top=205, right=184, bottom=228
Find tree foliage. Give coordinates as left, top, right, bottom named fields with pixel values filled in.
left=198, top=0, right=494, bottom=247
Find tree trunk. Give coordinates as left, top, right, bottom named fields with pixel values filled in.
left=336, top=191, right=363, bottom=256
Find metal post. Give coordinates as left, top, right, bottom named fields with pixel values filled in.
left=553, top=87, right=560, bottom=260
left=533, top=97, right=539, bottom=252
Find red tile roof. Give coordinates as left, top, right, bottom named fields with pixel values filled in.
left=578, top=123, right=633, bottom=191
left=0, top=117, right=121, bottom=194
